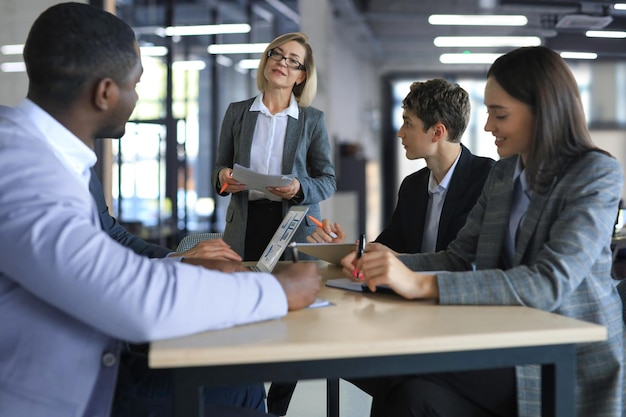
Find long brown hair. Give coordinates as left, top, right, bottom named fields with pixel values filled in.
left=488, top=46, right=601, bottom=191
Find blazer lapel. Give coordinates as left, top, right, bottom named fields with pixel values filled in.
left=281, top=109, right=302, bottom=174
left=475, top=161, right=515, bottom=269
left=239, top=108, right=259, bottom=168
left=513, top=178, right=557, bottom=265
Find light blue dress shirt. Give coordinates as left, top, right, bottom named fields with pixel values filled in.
left=504, top=157, right=532, bottom=266
left=0, top=100, right=288, bottom=417
left=421, top=151, right=461, bottom=253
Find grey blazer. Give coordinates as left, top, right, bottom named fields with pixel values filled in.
left=400, top=152, right=624, bottom=417
left=212, top=97, right=336, bottom=257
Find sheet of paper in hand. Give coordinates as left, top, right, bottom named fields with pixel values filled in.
left=232, top=163, right=293, bottom=194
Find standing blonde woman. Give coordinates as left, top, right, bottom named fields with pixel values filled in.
left=213, top=32, right=336, bottom=263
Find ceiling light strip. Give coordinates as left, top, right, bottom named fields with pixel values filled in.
left=586, top=30, right=626, bottom=38
left=429, top=14, right=527, bottom=26
left=140, top=46, right=168, bottom=57
left=434, top=36, right=541, bottom=47
left=560, top=51, right=597, bottom=60
left=134, top=24, right=251, bottom=37
left=164, top=23, right=251, bottom=37
left=208, top=43, right=269, bottom=54
left=238, top=59, right=262, bottom=70
left=1, top=44, right=24, bottom=55
left=1, top=62, right=26, bottom=72
left=439, top=53, right=503, bottom=64
left=172, top=60, right=207, bottom=71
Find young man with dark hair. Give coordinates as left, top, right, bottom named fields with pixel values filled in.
left=309, top=79, right=494, bottom=256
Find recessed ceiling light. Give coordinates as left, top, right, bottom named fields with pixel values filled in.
left=207, top=43, right=269, bottom=54
left=238, top=59, right=261, bottom=70
left=140, top=46, right=168, bottom=57
left=134, top=24, right=251, bottom=37
left=429, top=14, right=527, bottom=26
left=172, top=60, right=207, bottom=71
left=1, top=62, right=26, bottom=72
left=560, top=51, right=597, bottom=60
left=434, top=36, right=541, bottom=47
left=1, top=44, right=24, bottom=55
left=439, top=53, right=503, bottom=64
left=586, top=30, right=626, bottom=38
left=164, top=24, right=250, bottom=37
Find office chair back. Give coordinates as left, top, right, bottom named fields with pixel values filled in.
left=176, top=233, right=224, bottom=253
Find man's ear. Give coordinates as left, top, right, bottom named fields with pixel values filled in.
left=93, top=77, right=118, bottom=111
left=431, top=122, right=447, bottom=143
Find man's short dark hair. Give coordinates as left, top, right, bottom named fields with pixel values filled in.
left=402, top=79, right=470, bottom=143
left=24, top=2, right=138, bottom=105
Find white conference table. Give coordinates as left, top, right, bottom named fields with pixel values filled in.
left=150, top=263, right=607, bottom=417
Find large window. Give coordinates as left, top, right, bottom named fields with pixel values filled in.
left=113, top=56, right=206, bottom=234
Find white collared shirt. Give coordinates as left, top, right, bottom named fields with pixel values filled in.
left=421, top=151, right=461, bottom=253
left=248, top=93, right=299, bottom=201
left=17, top=98, right=96, bottom=188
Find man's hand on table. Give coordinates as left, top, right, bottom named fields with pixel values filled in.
left=273, top=263, right=322, bottom=311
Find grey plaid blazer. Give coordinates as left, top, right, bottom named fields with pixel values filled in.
left=401, top=152, right=624, bottom=417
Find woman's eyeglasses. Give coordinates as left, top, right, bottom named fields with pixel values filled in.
left=267, top=49, right=305, bottom=71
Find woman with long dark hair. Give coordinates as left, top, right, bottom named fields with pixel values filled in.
left=342, top=46, right=624, bottom=417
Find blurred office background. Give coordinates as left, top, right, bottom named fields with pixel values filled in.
left=3, top=1, right=626, bottom=415
left=2, top=0, right=626, bottom=250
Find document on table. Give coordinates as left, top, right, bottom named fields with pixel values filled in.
left=326, top=272, right=442, bottom=295
left=325, top=278, right=365, bottom=292
left=308, top=297, right=332, bottom=309
left=325, top=278, right=396, bottom=295
left=232, top=163, right=293, bottom=194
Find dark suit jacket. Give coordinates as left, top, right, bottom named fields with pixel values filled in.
left=89, top=168, right=171, bottom=259
left=375, top=144, right=494, bottom=253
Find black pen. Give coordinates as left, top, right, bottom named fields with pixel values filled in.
left=353, top=234, right=366, bottom=280
left=357, top=233, right=366, bottom=259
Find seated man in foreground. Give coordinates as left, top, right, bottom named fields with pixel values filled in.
left=0, top=3, right=320, bottom=417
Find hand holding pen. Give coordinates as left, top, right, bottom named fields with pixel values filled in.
left=306, top=216, right=346, bottom=243
left=218, top=168, right=244, bottom=194
left=352, top=233, right=366, bottom=280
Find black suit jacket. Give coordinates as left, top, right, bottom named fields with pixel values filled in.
left=89, top=168, right=171, bottom=258
left=376, top=145, right=494, bottom=253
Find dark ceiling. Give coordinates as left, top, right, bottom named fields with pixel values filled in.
left=115, top=0, right=626, bottom=73
left=333, top=0, right=626, bottom=71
